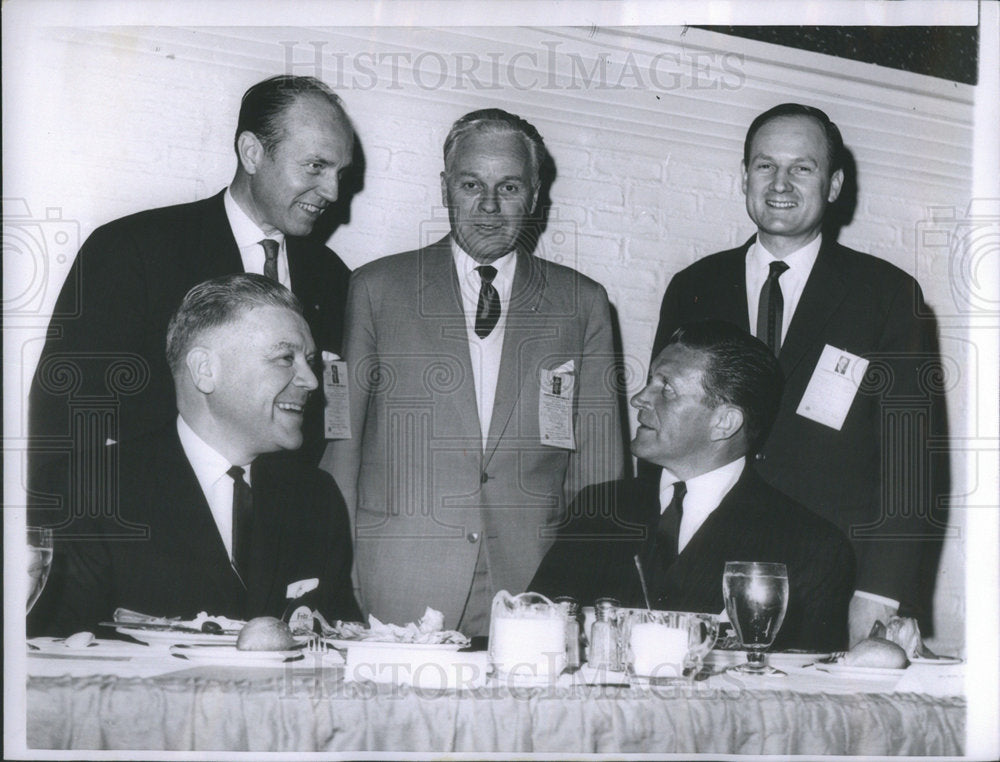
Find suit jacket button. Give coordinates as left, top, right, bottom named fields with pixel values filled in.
left=467, top=532, right=480, bottom=543
left=481, top=472, right=489, bottom=483
left=754, top=452, right=766, bottom=461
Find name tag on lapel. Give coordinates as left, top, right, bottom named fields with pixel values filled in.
left=323, top=359, right=352, bottom=439
left=539, top=361, right=575, bottom=449
left=795, top=345, right=868, bottom=431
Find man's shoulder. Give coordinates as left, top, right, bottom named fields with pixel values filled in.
left=737, top=469, right=851, bottom=545
left=254, top=451, right=340, bottom=495
left=564, top=478, right=650, bottom=528
left=825, top=241, right=919, bottom=288
left=352, top=241, right=445, bottom=281
left=531, top=255, right=608, bottom=296
left=93, top=193, right=223, bottom=236
left=671, top=242, right=750, bottom=283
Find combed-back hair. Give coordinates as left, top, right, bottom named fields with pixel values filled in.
left=743, top=102, right=845, bottom=173
left=234, top=75, right=345, bottom=155
left=442, top=108, right=546, bottom=186
left=664, top=320, right=785, bottom=451
left=166, top=273, right=304, bottom=374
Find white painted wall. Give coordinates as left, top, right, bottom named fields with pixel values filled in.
left=5, top=24, right=977, bottom=653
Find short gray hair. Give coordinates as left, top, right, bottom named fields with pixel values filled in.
left=166, top=273, right=304, bottom=374
left=442, top=108, right=546, bottom=187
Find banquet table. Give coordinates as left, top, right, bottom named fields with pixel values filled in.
left=24, top=640, right=965, bottom=756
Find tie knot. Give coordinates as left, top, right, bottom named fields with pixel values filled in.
left=671, top=481, right=687, bottom=506
left=476, top=265, right=498, bottom=285
left=260, top=238, right=279, bottom=259
left=767, top=260, right=789, bottom=279
left=227, top=465, right=246, bottom=482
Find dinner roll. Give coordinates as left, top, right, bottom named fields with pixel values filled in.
left=236, top=617, right=297, bottom=651
left=843, top=637, right=908, bottom=668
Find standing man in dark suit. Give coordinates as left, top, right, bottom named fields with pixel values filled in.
left=651, top=103, right=945, bottom=644
left=325, top=109, right=623, bottom=635
left=35, top=275, right=361, bottom=637
left=28, top=75, right=354, bottom=535
left=531, top=320, right=855, bottom=652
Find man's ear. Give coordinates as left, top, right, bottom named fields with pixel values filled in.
left=828, top=167, right=845, bottom=204
left=740, top=161, right=749, bottom=196
left=236, top=131, right=265, bottom=176
left=185, top=347, right=217, bottom=394
left=440, top=172, right=449, bottom=208
left=711, top=404, right=745, bottom=442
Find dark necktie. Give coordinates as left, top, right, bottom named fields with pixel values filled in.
left=644, top=481, right=686, bottom=570
left=260, top=238, right=279, bottom=282
left=475, top=265, right=501, bottom=339
left=756, top=260, right=789, bottom=355
left=227, top=465, right=252, bottom=582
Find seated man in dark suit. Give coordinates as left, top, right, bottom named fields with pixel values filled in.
left=530, top=320, right=855, bottom=651
left=34, top=274, right=361, bottom=637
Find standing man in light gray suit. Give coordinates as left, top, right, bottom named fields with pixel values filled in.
left=323, top=109, right=623, bottom=635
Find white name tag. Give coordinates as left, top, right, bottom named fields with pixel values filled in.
left=795, top=345, right=869, bottom=431
left=539, top=362, right=576, bottom=450
left=323, top=360, right=352, bottom=439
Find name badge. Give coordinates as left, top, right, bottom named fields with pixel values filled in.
left=323, top=360, right=352, bottom=439
left=795, top=345, right=869, bottom=431
left=539, top=361, right=576, bottom=450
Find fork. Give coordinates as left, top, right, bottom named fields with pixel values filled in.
left=305, top=636, right=329, bottom=655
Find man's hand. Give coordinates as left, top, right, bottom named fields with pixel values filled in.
left=848, top=594, right=898, bottom=647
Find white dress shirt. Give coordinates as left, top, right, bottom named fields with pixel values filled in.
left=176, top=415, right=251, bottom=563
left=659, top=458, right=746, bottom=553
left=224, top=187, right=290, bottom=289
left=451, top=238, right=516, bottom=449
left=745, top=234, right=821, bottom=349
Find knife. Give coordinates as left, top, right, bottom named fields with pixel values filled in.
left=99, top=621, right=239, bottom=634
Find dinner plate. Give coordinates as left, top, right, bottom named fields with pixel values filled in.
left=705, top=650, right=830, bottom=670
left=813, top=662, right=908, bottom=679
left=168, top=644, right=304, bottom=664
left=326, top=638, right=466, bottom=652
left=910, top=654, right=963, bottom=665
left=115, top=626, right=238, bottom=647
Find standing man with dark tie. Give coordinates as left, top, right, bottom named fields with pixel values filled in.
left=28, top=75, right=355, bottom=535
left=650, top=103, right=946, bottom=644
left=35, top=275, right=361, bottom=637
left=325, top=109, right=623, bottom=635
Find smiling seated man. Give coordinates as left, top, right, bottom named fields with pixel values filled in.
left=36, top=274, right=361, bottom=637
left=529, top=320, right=855, bottom=652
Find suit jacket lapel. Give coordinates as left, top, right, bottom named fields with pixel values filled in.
left=153, top=431, right=241, bottom=578
left=196, top=191, right=243, bottom=279
left=246, top=458, right=286, bottom=614
left=779, top=241, right=849, bottom=378
left=419, top=240, right=482, bottom=452
left=484, top=251, right=546, bottom=467
left=704, top=240, right=752, bottom=333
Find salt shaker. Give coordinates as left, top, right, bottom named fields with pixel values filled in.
left=588, top=597, right=621, bottom=670
left=554, top=596, right=581, bottom=670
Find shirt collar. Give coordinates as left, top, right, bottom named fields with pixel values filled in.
left=224, top=186, right=285, bottom=250
left=450, top=237, right=516, bottom=301
left=749, top=233, right=822, bottom=276
left=176, top=414, right=251, bottom=492
left=658, top=457, right=746, bottom=513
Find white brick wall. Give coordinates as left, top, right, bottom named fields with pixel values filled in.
left=5, top=24, right=977, bottom=653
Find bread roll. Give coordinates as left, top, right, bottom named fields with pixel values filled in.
left=236, top=616, right=297, bottom=651
left=843, top=637, right=909, bottom=668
